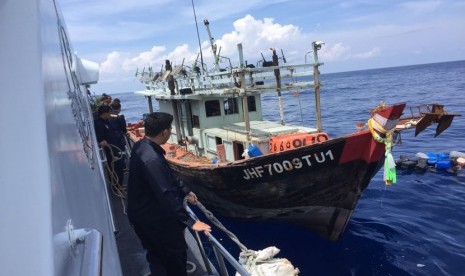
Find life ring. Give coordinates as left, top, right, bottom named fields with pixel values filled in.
left=269, top=132, right=329, bottom=153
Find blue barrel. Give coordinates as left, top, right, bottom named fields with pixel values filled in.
left=427, top=152, right=437, bottom=165
left=247, top=145, right=263, bottom=157
left=436, top=160, right=452, bottom=170
left=438, top=153, right=449, bottom=161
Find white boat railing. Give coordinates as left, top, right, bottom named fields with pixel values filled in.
left=78, top=229, right=103, bottom=276
left=186, top=205, right=251, bottom=276
left=54, top=224, right=103, bottom=276
left=137, top=62, right=319, bottom=97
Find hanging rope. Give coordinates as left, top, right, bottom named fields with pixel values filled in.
left=192, top=200, right=248, bottom=252
left=103, top=144, right=128, bottom=213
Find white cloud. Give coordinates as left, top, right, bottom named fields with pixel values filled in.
left=212, top=15, right=308, bottom=66
left=100, top=51, right=126, bottom=74
left=353, top=47, right=381, bottom=59
left=320, top=43, right=350, bottom=61
left=96, top=14, right=398, bottom=90
left=124, top=46, right=167, bottom=70
left=98, top=14, right=309, bottom=86
left=165, top=44, right=198, bottom=67
left=314, top=43, right=379, bottom=63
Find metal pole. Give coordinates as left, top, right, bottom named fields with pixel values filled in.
left=191, top=0, right=205, bottom=73
left=204, top=19, right=220, bottom=71
left=147, top=96, right=153, bottom=113
left=272, top=48, right=285, bottom=125
left=238, top=44, right=251, bottom=146
left=211, top=244, right=229, bottom=276
left=312, top=42, right=322, bottom=131
left=193, top=230, right=213, bottom=275
left=206, top=233, right=250, bottom=276
left=101, top=175, right=117, bottom=234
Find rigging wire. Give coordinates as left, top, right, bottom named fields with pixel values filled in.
left=191, top=0, right=205, bottom=73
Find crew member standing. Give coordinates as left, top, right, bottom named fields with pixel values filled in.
left=127, top=112, right=211, bottom=276
left=94, top=104, right=124, bottom=185
left=94, top=105, right=112, bottom=157
left=109, top=101, right=127, bottom=184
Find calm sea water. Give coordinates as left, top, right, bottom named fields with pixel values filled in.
left=114, top=60, right=465, bottom=276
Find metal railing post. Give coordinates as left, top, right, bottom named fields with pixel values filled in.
left=185, top=206, right=251, bottom=276
left=192, top=229, right=213, bottom=275
left=211, top=241, right=229, bottom=276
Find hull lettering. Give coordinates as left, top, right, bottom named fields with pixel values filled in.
left=242, top=149, right=335, bottom=180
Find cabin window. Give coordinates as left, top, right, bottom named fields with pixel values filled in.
left=206, top=135, right=217, bottom=152
left=205, top=100, right=221, bottom=117
left=192, top=115, right=200, bottom=128
left=247, top=96, right=257, bottom=112
left=224, top=141, right=234, bottom=161
left=233, top=141, right=245, bottom=160
left=224, top=98, right=239, bottom=115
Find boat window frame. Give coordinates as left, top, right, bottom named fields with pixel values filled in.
left=247, top=96, right=257, bottom=112
left=206, top=135, right=217, bottom=152
left=192, top=115, right=200, bottom=128
left=224, top=97, right=239, bottom=115
left=205, top=100, right=221, bottom=117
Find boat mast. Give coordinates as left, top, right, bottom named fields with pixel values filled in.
left=271, top=48, right=285, bottom=125
left=147, top=96, right=154, bottom=113
left=204, top=19, right=220, bottom=72
left=165, top=60, right=184, bottom=144
left=238, top=44, right=251, bottom=146
left=312, top=41, right=323, bottom=131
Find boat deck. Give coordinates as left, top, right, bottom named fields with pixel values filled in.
left=127, top=119, right=319, bottom=167
left=228, top=120, right=317, bottom=137
left=127, top=131, right=215, bottom=166
left=109, top=173, right=219, bottom=275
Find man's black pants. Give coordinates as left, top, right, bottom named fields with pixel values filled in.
left=131, top=218, right=187, bottom=276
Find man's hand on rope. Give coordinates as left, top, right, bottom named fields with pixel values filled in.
left=186, top=191, right=198, bottom=204
left=99, top=140, right=109, bottom=147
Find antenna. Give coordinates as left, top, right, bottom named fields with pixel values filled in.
left=204, top=19, right=220, bottom=71
left=191, top=0, right=205, bottom=73
left=281, top=49, right=287, bottom=63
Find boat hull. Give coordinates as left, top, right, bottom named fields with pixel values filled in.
left=169, top=130, right=385, bottom=240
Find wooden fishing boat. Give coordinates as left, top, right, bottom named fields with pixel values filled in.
left=128, top=20, right=454, bottom=241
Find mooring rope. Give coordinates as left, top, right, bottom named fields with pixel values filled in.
left=185, top=199, right=300, bottom=275
left=103, top=144, right=128, bottom=213
left=188, top=199, right=248, bottom=252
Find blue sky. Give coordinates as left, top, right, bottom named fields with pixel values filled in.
left=60, top=0, right=465, bottom=94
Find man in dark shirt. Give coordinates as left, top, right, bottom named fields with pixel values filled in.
left=94, top=105, right=112, bottom=159
left=108, top=101, right=127, bottom=185
left=109, top=101, right=127, bottom=147
left=94, top=104, right=125, bottom=185
left=127, top=112, right=211, bottom=276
